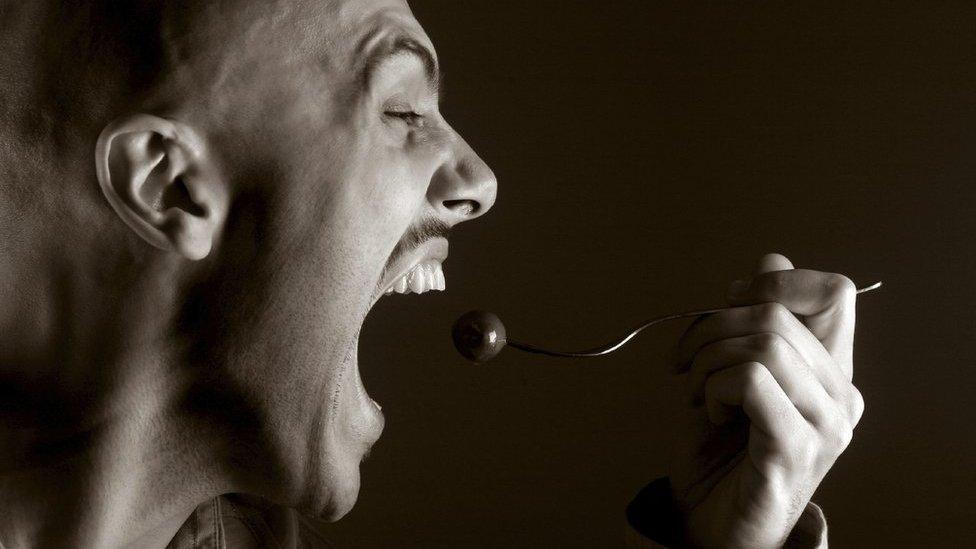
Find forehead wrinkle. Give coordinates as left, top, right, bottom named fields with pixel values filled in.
left=352, top=12, right=439, bottom=94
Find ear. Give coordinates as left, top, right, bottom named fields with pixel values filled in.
left=95, top=114, right=229, bottom=260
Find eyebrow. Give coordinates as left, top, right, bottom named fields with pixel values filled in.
left=363, top=35, right=440, bottom=94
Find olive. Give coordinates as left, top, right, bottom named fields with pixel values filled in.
left=451, top=310, right=507, bottom=363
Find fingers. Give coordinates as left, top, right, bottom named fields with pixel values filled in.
left=671, top=302, right=844, bottom=397
left=727, top=268, right=857, bottom=377
left=702, top=359, right=864, bottom=457
left=754, top=252, right=794, bottom=274
left=702, top=362, right=808, bottom=442
left=728, top=269, right=857, bottom=318
left=668, top=253, right=865, bottom=530
left=688, top=334, right=836, bottom=427
left=702, top=361, right=857, bottom=495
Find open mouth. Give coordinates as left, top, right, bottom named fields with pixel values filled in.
left=351, top=239, right=450, bottom=455
left=359, top=237, right=449, bottom=420
left=373, top=237, right=449, bottom=302
left=384, top=260, right=445, bottom=295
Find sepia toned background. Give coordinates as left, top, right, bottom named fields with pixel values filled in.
left=329, top=2, right=976, bottom=546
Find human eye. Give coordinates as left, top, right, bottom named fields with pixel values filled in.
left=382, top=93, right=429, bottom=127
left=383, top=107, right=425, bottom=127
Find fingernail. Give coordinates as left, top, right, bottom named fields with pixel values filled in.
left=728, top=278, right=750, bottom=298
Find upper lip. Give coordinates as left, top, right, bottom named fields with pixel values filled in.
left=372, top=237, right=449, bottom=300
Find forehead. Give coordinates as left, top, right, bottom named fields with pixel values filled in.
left=336, top=0, right=437, bottom=72
left=167, top=0, right=437, bottom=121
left=176, top=0, right=435, bottom=76
left=292, top=0, right=436, bottom=69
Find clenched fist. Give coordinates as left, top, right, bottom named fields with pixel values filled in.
left=667, top=253, right=864, bottom=548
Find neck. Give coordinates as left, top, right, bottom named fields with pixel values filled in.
left=0, top=245, right=239, bottom=548
left=0, top=371, right=233, bottom=548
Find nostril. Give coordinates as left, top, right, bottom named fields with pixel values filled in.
left=444, top=199, right=478, bottom=217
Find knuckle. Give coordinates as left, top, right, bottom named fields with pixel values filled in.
left=764, top=333, right=790, bottom=359
left=834, top=426, right=854, bottom=451
left=741, top=361, right=769, bottom=392
left=822, top=414, right=854, bottom=451
left=826, top=273, right=857, bottom=303
left=849, top=385, right=866, bottom=423
left=755, top=301, right=790, bottom=327
left=793, top=432, right=819, bottom=468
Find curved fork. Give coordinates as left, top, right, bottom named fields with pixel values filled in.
left=506, top=281, right=883, bottom=358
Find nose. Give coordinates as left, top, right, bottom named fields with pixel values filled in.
left=427, top=131, right=497, bottom=227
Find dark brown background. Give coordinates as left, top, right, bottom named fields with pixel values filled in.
left=329, top=2, right=976, bottom=546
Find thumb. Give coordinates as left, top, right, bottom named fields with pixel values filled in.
left=726, top=253, right=795, bottom=299
left=754, top=252, right=794, bottom=275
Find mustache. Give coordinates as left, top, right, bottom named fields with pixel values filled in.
left=383, top=218, right=451, bottom=274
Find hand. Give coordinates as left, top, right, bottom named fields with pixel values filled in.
left=666, top=253, right=864, bottom=548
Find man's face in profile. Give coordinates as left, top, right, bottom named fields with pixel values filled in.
left=143, top=0, right=496, bottom=520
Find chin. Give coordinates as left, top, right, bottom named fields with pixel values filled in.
left=292, top=421, right=368, bottom=523
left=298, top=336, right=384, bottom=522
left=299, top=461, right=363, bottom=522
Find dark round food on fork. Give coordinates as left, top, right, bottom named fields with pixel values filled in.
left=452, top=310, right=507, bottom=363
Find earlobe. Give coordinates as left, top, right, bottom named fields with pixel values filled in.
left=95, top=114, right=228, bottom=260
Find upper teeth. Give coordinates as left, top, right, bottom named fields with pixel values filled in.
left=385, top=260, right=446, bottom=295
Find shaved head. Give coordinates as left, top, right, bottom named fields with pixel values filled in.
left=0, top=1, right=496, bottom=545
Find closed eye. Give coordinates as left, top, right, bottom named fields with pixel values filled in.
left=384, top=110, right=424, bottom=125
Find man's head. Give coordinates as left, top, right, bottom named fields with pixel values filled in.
left=0, top=0, right=495, bottom=523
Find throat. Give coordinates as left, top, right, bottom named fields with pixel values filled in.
left=0, top=366, right=237, bottom=548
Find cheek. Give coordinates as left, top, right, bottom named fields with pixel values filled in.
left=407, top=123, right=452, bottom=157
left=280, top=107, right=446, bottom=278
left=357, top=134, right=441, bottom=237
